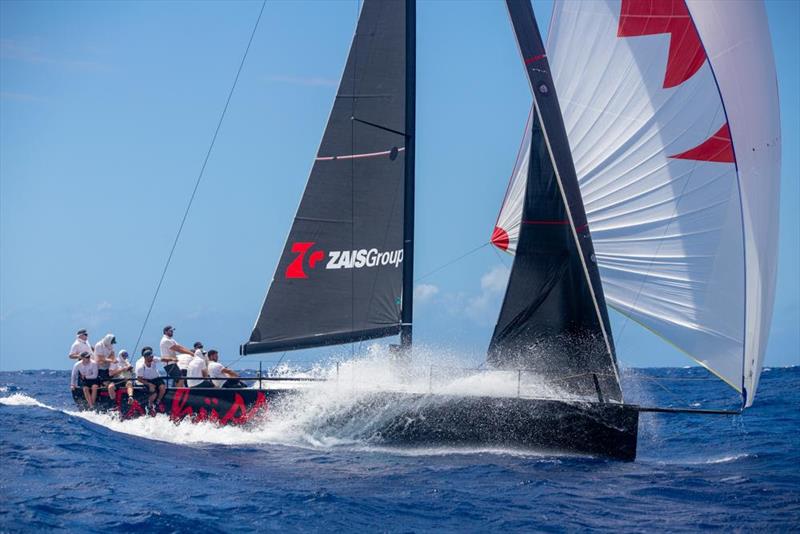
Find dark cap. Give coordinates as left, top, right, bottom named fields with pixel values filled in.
left=193, top=342, right=203, bottom=349
left=110, top=336, right=117, bottom=345
left=77, top=329, right=88, bottom=336
left=142, top=346, right=154, bottom=357
left=80, top=351, right=91, bottom=359
left=163, top=325, right=174, bottom=334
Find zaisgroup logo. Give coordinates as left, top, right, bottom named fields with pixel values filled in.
left=285, top=242, right=404, bottom=279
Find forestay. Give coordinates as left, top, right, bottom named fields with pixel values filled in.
left=493, top=0, right=780, bottom=406
left=244, top=0, right=409, bottom=355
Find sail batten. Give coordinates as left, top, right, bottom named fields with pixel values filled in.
left=243, top=0, right=411, bottom=356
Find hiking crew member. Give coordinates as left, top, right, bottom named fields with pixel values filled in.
left=70, top=360, right=82, bottom=391
left=207, top=350, right=244, bottom=388
left=135, top=347, right=167, bottom=408
left=76, top=352, right=100, bottom=409
left=93, top=334, right=117, bottom=384
left=108, top=349, right=135, bottom=400
left=187, top=351, right=212, bottom=388
left=193, top=341, right=208, bottom=368
left=160, top=325, right=193, bottom=387
left=69, top=329, right=93, bottom=360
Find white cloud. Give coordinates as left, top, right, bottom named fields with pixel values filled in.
left=414, top=283, right=439, bottom=304
left=96, top=301, right=112, bottom=311
left=465, top=265, right=510, bottom=326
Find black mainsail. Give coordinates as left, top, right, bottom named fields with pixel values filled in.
left=488, top=0, right=622, bottom=402
left=243, top=0, right=414, bottom=355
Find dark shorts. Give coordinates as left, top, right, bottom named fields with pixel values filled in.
left=142, top=377, right=165, bottom=390
left=191, top=380, right=215, bottom=388
left=82, top=378, right=100, bottom=387
left=181, top=369, right=188, bottom=377
left=222, top=379, right=247, bottom=389
left=164, top=363, right=181, bottom=380
left=97, top=368, right=110, bottom=382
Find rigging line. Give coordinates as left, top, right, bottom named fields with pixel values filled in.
left=131, top=0, right=267, bottom=356
left=414, top=242, right=490, bottom=283
left=269, top=352, right=288, bottom=375
left=491, top=245, right=512, bottom=270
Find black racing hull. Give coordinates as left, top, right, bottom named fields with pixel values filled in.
left=73, top=387, right=638, bottom=460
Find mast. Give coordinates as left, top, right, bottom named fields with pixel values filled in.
left=400, top=0, right=416, bottom=349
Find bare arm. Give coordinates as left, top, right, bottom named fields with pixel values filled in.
left=222, top=368, right=239, bottom=378
left=173, top=344, right=194, bottom=356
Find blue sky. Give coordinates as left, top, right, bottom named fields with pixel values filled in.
left=1, top=0, right=798, bottom=375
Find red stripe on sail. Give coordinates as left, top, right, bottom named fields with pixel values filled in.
left=491, top=226, right=509, bottom=251
left=669, top=124, right=735, bottom=163
left=524, top=54, right=546, bottom=65
left=617, top=0, right=706, bottom=88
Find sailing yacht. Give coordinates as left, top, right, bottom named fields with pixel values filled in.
left=74, top=0, right=780, bottom=462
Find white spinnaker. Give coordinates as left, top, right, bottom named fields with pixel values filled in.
left=494, top=0, right=780, bottom=406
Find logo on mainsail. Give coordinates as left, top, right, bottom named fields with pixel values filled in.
left=285, top=242, right=325, bottom=279
left=285, top=242, right=404, bottom=279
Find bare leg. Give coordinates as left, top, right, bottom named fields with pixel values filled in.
left=83, top=386, right=93, bottom=408
left=90, top=384, right=99, bottom=407
left=157, top=383, right=167, bottom=404
left=147, top=384, right=156, bottom=405
left=107, top=382, right=116, bottom=400
left=126, top=381, right=134, bottom=397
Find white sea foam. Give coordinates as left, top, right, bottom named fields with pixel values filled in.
left=0, top=393, right=53, bottom=410
left=706, top=454, right=749, bottom=464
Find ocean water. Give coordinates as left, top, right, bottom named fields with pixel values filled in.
left=1, top=364, right=798, bottom=532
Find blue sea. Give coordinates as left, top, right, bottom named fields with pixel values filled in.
left=1, top=365, right=798, bottom=532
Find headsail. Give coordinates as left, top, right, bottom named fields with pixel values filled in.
left=495, top=0, right=780, bottom=406
left=244, top=0, right=412, bottom=355
left=488, top=0, right=623, bottom=403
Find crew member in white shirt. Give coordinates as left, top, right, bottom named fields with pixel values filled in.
left=68, top=329, right=93, bottom=360
left=76, top=352, right=100, bottom=409
left=159, top=325, right=193, bottom=387
left=207, top=350, right=244, bottom=388
left=93, top=333, right=117, bottom=384
left=187, top=352, right=212, bottom=388
left=108, top=349, right=135, bottom=400
left=135, top=346, right=167, bottom=407
left=192, top=341, right=208, bottom=367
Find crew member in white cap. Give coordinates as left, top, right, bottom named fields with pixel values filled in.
left=76, top=352, right=100, bottom=409
left=108, top=349, right=135, bottom=400
left=68, top=329, right=93, bottom=360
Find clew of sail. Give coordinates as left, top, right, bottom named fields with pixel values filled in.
left=488, top=0, right=623, bottom=403
left=494, top=0, right=780, bottom=407
left=244, top=0, right=410, bottom=355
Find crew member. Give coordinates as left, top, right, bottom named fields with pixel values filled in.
left=135, top=346, right=167, bottom=409
left=76, top=352, right=100, bottom=409
left=187, top=351, right=212, bottom=388
left=68, top=329, right=93, bottom=360
left=207, top=350, right=245, bottom=388
left=159, top=325, right=193, bottom=387
left=108, top=349, right=135, bottom=400
left=193, top=341, right=208, bottom=368
left=93, top=333, right=117, bottom=384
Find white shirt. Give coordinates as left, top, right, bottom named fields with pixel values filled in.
left=208, top=361, right=227, bottom=387
left=94, top=339, right=115, bottom=370
left=187, top=357, right=207, bottom=387
left=194, top=349, right=208, bottom=367
left=160, top=335, right=177, bottom=358
left=176, top=353, right=193, bottom=371
left=110, top=358, right=133, bottom=380
left=70, top=338, right=93, bottom=358
left=135, top=357, right=162, bottom=380
left=77, top=360, right=99, bottom=380
left=70, top=361, right=81, bottom=387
